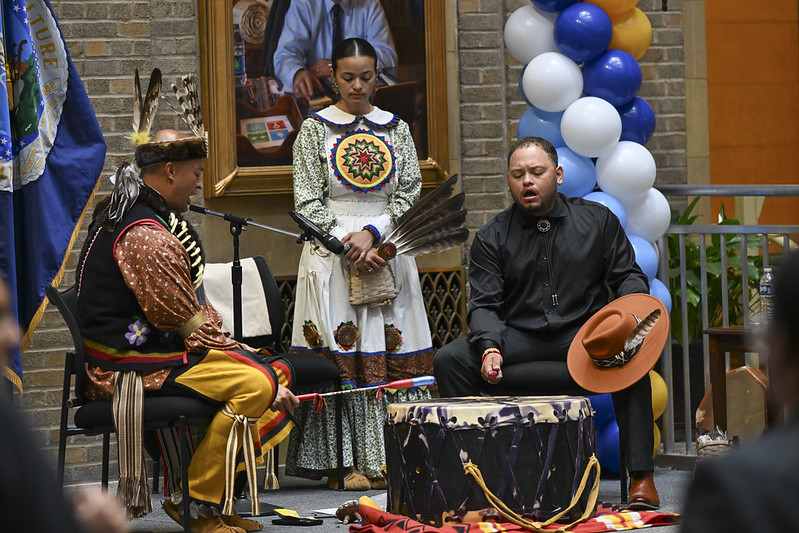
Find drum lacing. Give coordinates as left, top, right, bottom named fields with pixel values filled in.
left=462, top=454, right=600, bottom=532
left=221, top=405, right=259, bottom=517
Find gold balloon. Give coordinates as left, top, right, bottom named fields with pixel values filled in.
left=653, top=423, right=661, bottom=458
left=609, top=8, right=653, bottom=60
left=649, top=370, right=667, bottom=419
left=586, top=0, right=639, bottom=15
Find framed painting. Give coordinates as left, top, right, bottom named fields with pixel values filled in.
left=198, top=0, right=450, bottom=197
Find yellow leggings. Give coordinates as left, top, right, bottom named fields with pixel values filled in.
left=171, top=349, right=292, bottom=506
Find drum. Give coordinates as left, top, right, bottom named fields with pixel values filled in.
left=384, top=396, right=596, bottom=526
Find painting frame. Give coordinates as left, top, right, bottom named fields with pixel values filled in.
left=198, top=0, right=450, bottom=197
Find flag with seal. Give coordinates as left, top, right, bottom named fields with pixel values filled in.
left=0, top=0, right=106, bottom=391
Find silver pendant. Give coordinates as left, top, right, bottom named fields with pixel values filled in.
left=537, top=219, right=551, bottom=233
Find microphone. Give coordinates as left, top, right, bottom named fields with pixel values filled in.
left=289, top=210, right=345, bottom=254
left=189, top=204, right=251, bottom=225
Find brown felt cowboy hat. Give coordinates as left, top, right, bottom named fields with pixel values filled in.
left=567, top=293, right=669, bottom=394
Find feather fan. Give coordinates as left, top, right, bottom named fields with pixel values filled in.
left=391, top=202, right=467, bottom=251
left=390, top=193, right=465, bottom=244
left=377, top=174, right=469, bottom=260
left=131, top=68, right=161, bottom=145
left=171, top=74, right=204, bottom=137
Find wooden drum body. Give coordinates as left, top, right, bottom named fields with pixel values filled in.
left=384, top=396, right=596, bottom=526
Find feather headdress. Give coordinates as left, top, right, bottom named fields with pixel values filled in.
left=169, top=74, right=204, bottom=138
left=134, top=73, right=208, bottom=168
left=377, top=174, right=469, bottom=260
left=130, top=68, right=162, bottom=146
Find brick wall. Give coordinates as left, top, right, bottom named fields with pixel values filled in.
left=20, top=0, right=687, bottom=485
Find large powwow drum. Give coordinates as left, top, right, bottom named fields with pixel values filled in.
left=384, top=396, right=597, bottom=526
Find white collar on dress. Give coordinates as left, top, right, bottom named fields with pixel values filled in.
left=312, top=105, right=400, bottom=129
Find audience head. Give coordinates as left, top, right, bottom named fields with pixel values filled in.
left=768, top=253, right=799, bottom=416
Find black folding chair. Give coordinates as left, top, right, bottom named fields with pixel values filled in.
left=47, top=283, right=219, bottom=533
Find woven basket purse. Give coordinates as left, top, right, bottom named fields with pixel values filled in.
left=347, top=263, right=398, bottom=307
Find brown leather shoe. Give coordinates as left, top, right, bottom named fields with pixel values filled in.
left=627, top=470, right=660, bottom=510
left=163, top=499, right=246, bottom=533
left=221, top=511, right=263, bottom=532
left=326, top=467, right=371, bottom=491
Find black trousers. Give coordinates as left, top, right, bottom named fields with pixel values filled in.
left=433, top=325, right=655, bottom=472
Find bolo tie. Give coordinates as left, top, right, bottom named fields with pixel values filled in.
left=537, top=219, right=559, bottom=307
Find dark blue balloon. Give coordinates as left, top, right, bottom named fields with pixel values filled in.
left=596, top=420, right=621, bottom=474
left=587, top=394, right=616, bottom=429
left=583, top=49, right=642, bottom=107
left=532, top=0, right=579, bottom=13
left=553, top=3, right=613, bottom=63
left=617, top=97, right=656, bottom=145
left=517, top=106, right=565, bottom=147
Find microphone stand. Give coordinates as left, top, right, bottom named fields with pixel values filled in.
left=192, top=205, right=307, bottom=516
left=191, top=206, right=303, bottom=344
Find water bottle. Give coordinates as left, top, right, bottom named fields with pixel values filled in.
left=233, top=23, right=247, bottom=88
left=759, top=266, right=774, bottom=324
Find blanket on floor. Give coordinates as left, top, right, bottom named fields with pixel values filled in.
left=350, top=498, right=679, bottom=533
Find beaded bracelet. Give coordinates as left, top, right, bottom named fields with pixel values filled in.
left=481, top=347, right=501, bottom=363
left=362, top=224, right=381, bottom=245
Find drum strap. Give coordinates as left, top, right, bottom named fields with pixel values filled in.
left=463, top=454, right=601, bottom=532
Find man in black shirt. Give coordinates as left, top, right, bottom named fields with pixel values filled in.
left=434, top=136, right=660, bottom=510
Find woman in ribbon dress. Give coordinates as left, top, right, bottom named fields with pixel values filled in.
left=287, top=37, right=433, bottom=490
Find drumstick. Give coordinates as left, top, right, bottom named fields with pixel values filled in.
left=296, top=375, right=436, bottom=402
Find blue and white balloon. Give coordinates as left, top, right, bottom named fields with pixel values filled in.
left=628, top=234, right=659, bottom=279
left=504, top=4, right=559, bottom=65
left=583, top=191, right=628, bottom=228
left=561, top=97, right=622, bottom=158
left=556, top=146, right=597, bottom=197
left=596, top=141, right=656, bottom=205
left=522, top=52, right=584, bottom=113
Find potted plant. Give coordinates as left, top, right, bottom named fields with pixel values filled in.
left=668, top=198, right=764, bottom=342
left=665, top=198, right=764, bottom=435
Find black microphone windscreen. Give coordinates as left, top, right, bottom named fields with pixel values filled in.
left=188, top=205, right=206, bottom=214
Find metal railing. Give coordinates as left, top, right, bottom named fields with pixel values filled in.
left=653, top=185, right=798, bottom=461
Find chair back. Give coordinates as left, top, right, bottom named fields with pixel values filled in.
left=45, top=284, right=88, bottom=400
left=250, top=255, right=286, bottom=348
left=203, top=256, right=287, bottom=351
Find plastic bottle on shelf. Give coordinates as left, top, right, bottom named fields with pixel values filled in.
left=233, top=23, right=247, bottom=88
left=759, top=266, right=774, bottom=324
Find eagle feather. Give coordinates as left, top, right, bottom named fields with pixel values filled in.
left=130, top=68, right=161, bottom=145
left=624, top=309, right=661, bottom=352
left=171, top=74, right=204, bottom=137
left=377, top=174, right=468, bottom=259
